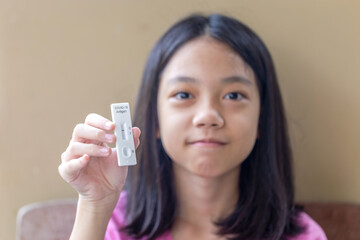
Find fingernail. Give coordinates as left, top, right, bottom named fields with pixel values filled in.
left=105, top=134, right=114, bottom=143
left=100, top=147, right=109, bottom=155
left=105, top=121, right=113, bottom=129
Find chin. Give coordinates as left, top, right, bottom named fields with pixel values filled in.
left=196, top=159, right=244, bottom=179
left=189, top=162, right=232, bottom=179
left=172, top=155, right=242, bottom=179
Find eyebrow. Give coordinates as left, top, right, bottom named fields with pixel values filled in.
left=166, top=75, right=253, bottom=86
left=222, top=76, right=253, bottom=86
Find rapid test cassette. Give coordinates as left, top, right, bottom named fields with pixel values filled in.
left=111, top=103, right=137, bottom=166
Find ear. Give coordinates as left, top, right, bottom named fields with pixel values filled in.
left=156, top=129, right=160, bottom=139
left=256, top=123, right=260, bottom=139
left=256, top=112, right=261, bottom=140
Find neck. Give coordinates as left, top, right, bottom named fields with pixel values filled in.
left=172, top=163, right=239, bottom=238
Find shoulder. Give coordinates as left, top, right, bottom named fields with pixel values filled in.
left=287, top=212, right=327, bottom=240
left=105, top=192, right=173, bottom=240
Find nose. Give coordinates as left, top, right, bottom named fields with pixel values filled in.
left=192, top=102, right=224, bottom=129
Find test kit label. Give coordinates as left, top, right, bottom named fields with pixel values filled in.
left=111, top=103, right=137, bottom=166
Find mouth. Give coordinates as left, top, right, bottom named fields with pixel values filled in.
left=187, top=138, right=227, bottom=147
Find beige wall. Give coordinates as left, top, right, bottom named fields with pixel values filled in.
left=1, top=0, right=359, bottom=239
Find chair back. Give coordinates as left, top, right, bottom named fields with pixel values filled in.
left=16, top=199, right=77, bottom=240
left=304, top=202, right=360, bottom=240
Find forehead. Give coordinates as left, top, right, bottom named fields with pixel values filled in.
left=160, top=36, right=256, bottom=84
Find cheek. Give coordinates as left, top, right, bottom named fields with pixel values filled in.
left=158, top=108, right=189, bottom=154
left=159, top=125, right=182, bottom=163
left=231, top=112, right=259, bottom=152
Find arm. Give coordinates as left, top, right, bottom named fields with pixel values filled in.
left=59, top=113, right=140, bottom=239
left=70, top=196, right=117, bottom=240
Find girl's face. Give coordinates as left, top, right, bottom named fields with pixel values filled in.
left=157, top=36, right=260, bottom=178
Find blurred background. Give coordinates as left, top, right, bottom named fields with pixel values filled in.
left=1, top=0, right=359, bottom=239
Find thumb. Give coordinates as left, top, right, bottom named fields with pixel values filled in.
left=58, top=154, right=89, bottom=183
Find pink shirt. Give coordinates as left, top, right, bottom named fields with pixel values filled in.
left=105, top=192, right=327, bottom=240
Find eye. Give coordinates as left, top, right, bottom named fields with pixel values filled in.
left=224, top=92, right=245, bottom=101
left=174, top=92, right=194, bottom=100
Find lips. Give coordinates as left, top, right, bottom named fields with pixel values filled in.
left=187, top=138, right=227, bottom=147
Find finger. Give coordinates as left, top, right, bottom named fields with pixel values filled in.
left=62, top=142, right=111, bottom=162
left=72, top=123, right=115, bottom=144
left=132, top=127, right=141, bottom=149
left=58, top=154, right=90, bottom=183
left=85, top=113, right=115, bottom=131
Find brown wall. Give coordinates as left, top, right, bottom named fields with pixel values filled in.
left=1, top=0, right=359, bottom=239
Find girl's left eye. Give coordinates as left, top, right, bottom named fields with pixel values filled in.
left=224, top=92, right=245, bottom=100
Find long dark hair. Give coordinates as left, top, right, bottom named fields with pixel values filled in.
left=124, top=13, right=304, bottom=240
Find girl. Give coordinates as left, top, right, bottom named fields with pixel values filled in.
left=59, top=14, right=327, bottom=240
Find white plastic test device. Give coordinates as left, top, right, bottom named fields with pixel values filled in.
left=111, top=103, right=137, bottom=166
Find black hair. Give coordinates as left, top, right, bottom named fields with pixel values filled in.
left=124, top=13, right=304, bottom=240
